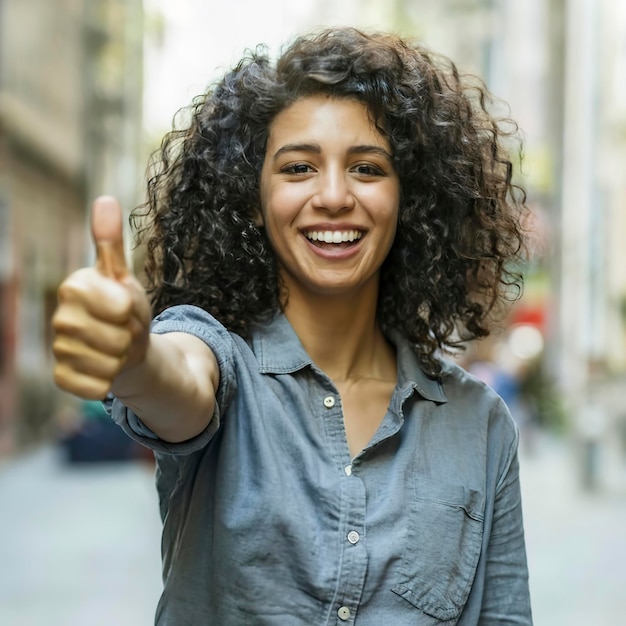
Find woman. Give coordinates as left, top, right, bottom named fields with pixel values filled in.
left=53, top=27, right=532, bottom=625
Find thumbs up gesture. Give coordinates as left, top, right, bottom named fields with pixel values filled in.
left=52, top=196, right=152, bottom=400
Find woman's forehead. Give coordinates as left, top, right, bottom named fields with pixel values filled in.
left=266, top=95, right=389, bottom=150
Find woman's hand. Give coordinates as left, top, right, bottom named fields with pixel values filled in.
left=52, top=196, right=152, bottom=400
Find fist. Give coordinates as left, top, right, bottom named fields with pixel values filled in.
left=52, top=196, right=152, bottom=400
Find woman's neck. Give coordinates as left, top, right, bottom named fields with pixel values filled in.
left=281, top=282, right=396, bottom=384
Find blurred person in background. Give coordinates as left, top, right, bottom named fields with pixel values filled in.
left=51, top=27, right=532, bottom=625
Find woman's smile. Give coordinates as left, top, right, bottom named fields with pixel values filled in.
left=303, top=229, right=363, bottom=245
left=300, top=223, right=366, bottom=261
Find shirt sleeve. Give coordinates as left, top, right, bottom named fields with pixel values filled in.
left=105, top=304, right=237, bottom=455
left=479, top=422, right=533, bottom=624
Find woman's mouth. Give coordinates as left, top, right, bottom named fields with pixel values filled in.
left=303, top=230, right=363, bottom=248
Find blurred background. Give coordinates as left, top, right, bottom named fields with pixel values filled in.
left=0, top=0, right=625, bottom=624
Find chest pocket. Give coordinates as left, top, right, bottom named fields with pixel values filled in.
left=391, top=477, right=485, bottom=623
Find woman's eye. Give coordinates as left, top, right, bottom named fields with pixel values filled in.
left=353, top=163, right=383, bottom=176
left=281, top=163, right=312, bottom=175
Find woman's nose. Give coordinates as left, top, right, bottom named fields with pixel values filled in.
left=312, top=169, right=355, bottom=213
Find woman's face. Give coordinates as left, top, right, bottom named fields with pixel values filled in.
left=259, top=95, right=400, bottom=301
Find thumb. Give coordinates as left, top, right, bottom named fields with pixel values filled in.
left=91, top=195, right=129, bottom=280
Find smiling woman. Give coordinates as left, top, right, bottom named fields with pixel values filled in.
left=139, top=29, right=527, bottom=376
left=52, top=27, right=532, bottom=625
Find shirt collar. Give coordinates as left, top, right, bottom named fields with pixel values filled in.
left=250, top=314, right=314, bottom=374
left=250, top=314, right=447, bottom=404
left=387, top=329, right=448, bottom=404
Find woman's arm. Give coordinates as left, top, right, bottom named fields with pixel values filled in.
left=479, top=432, right=533, bottom=624
left=52, top=196, right=218, bottom=443
left=111, top=331, right=218, bottom=443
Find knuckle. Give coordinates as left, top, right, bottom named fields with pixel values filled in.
left=95, top=326, right=132, bottom=357
left=52, top=319, right=73, bottom=339
left=52, top=336, right=74, bottom=360
left=53, top=364, right=111, bottom=400
left=57, top=269, right=132, bottom=322
left=101, top=356, right=124, bottom=379
left=52, top=365, right=68, bottom=389
left=56, top=281, right=75, bottom=303
left=51, top=306, right=75, bottom=334
left=53, top=364, right=79, bottom=393
left=57, top=269, right=91, bottom=301
left=89, top=381, right=111, bottom=401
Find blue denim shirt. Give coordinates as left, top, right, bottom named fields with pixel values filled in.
left=109, top=305, right=532, bottom=625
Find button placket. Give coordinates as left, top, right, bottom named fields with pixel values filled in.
left=320, top=387, right=360, bottom=624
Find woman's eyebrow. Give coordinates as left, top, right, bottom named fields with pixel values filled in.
left=273, top=143, right=392, bottom=160
left=348, top=145, right=393, bottom=160
left=272, top=143, right=322, bottom=160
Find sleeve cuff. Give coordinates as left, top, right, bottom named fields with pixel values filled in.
left=102, top=304, right=235, bottom=455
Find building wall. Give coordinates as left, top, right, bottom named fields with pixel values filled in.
left=0, top=0, right=143, bottom=454
left=599, top=0, right=626, bottom=371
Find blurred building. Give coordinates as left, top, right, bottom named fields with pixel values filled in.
left=392, top=0, right=626, bottom=416
left=0, top=0, right=143, bottom=455
left=363, top=0, right=625, bottom=425
left=559, top=0, right=626, bottom=382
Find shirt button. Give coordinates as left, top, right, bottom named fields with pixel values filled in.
left=323, top=395, right=335, bottom=408
left=347, top=530, right=360, bottom=544
left=337, top=606, right=351, bottom=620
left=344, top=464, right=352, bottom=476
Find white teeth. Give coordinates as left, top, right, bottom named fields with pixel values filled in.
left=305, top=230, right=362, bottom=243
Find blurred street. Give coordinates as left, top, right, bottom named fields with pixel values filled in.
left=1, top=432, right=625, bottom=625
left=520, top=432, right=626, bottom=626
left=0, top=446, right=162, bottom=626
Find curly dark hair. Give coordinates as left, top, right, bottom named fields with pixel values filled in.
left=134, top=27, right=527, bottom=377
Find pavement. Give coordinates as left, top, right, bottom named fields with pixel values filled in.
left=0, top=432, right=625, bottom=626
left=519, top=431, right=626, bottom=625
left=0, top=446, right=162, bottom=626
